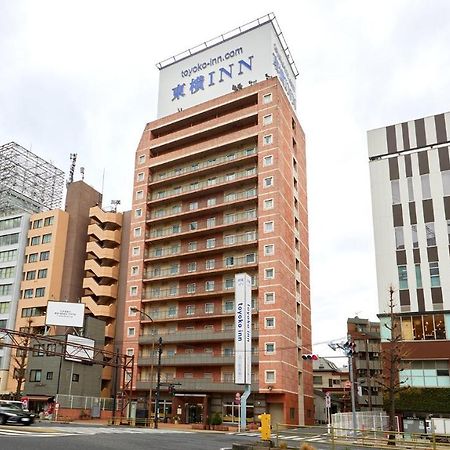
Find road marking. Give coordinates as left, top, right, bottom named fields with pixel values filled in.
left=46, top=426, right=194, bottom=435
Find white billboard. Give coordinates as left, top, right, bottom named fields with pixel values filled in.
left=65, top=334, right=95, bottom=362
left=157, top=17, right=297, bottom=117
left=46, top=301, right=85, bottom=328
left=235, top=273, right=252, bottom=385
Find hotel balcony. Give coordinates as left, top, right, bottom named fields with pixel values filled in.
left=135, top=379, right=259, bottom=393
left=84, top=259, right=119, bottom=280
left=137, top=352, right=259, bottom=367
left=89, top=206, right=123, bottom=228
left=144, top=255, right=258, bottom=282
left=86, top=241, right=120, bottom=262
left=83, top=277, right=118, bottom=299
left=88, top=223, right=122, bottom=245
left=149, top=147, right=257, bottom=187
left=145, top=232, right=257, bottom=262
left=145, top=210, right=257, bottom=243
left=82, top=295, right=116, bottom=319
left=147, top=189, right=257, bottom=225
left=142, top=282, right=258, bottom=303
left=147, top=168, right=257, bottom=206
left=138, top=328, right=259, bottom=345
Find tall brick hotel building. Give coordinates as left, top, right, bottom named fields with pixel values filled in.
left=122, top=14, right=312, bottom=425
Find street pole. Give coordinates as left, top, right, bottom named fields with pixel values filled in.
left=348, top=349, right=357, bottom=435
left=154, top=337, right=163, bottom=429
left=365, top=338, right=372, bottom=411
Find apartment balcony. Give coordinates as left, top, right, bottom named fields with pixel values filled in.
left=142, top=282, right=258, bottom=303
left=88, top=223, right=122, bottom=244
left=149, top=147, right=257, bottom=187
left=145, top=232, right=258, bottom=262
left=135, top=379, right=259, bottom=393
left=86, top=241, right=120, bottom=262
left=83, top=277, right=118, bottom=299
left=147, top=190, right=257, bottom=224
left=354, top=360, right=380, bottom=371
left=82, top=295, right=116, bottom=319
left=144, top=255, right=258, bottom=282
left=138, top=328, right=259, bottom=345
left=147, top=169, right=257, bottom=206
left=102, top=366, right=113, bottom=381
left=137, top=352, right=259, bottom=367
left=145, top=210, right=257, bottom=243
left=105, top=323, right=115, bottom=338
left=136, top=307, right=259, bottom=324
left=84, top=259, right=119, bottom=280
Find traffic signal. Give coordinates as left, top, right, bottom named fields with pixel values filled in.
left=343, top=340, right=356, bottom=356
left=258, top=413, right=271, bottom=440
left=168, top=384, right=176, bottom=396
left=302, top=354, right=319, bottom=360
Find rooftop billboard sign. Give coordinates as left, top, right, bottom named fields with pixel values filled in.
left=46, top=301, right=85, bottom=328
left=156, top=13, right=298, bottom=118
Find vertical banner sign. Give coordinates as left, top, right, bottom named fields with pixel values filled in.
left=235, top=273, right=252, bottom=384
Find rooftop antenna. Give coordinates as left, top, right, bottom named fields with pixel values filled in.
left=80, top=167, right=85, bottom=181
left=111, top=199, right=121, bottom=212
left=67, top=153, right=77, bottom=186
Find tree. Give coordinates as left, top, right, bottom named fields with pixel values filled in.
left=12, top=319, right=33, bottom=398
left=375, top=287, right=409, bottom=445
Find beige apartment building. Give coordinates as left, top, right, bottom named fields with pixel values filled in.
left=122, top=77, right=312, bottom=425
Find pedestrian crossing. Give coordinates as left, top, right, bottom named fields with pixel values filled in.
left=231, top=431, right=327, bottom=442
left=0, top=426, right=194, bottom=437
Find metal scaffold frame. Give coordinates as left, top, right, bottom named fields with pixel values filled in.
left=0, top=142, right=64, bottom=215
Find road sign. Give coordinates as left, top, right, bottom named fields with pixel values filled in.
left=325, top=395, right=331, bottom=408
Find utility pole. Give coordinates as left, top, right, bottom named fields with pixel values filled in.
left=365, top=337, right=373, bottom=411
left=154, top=337, right=163, bottom=429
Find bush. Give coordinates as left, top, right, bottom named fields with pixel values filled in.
left=389, top=387, right=450, bottom=414
left=211, top=412, right=223, bottom=425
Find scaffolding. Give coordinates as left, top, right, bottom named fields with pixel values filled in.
left=0, top=142, right=64, bottom=216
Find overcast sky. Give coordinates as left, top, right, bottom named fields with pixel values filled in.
left=1, top=0, right=449, bottom=361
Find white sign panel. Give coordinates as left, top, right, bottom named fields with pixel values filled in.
left=235, top=273, right=252, bottom=385
left=65, top=334, right=95, bottom=362
left=46, top=301, right=85, bottom=327
left=157, top=20, right=296, bottom=117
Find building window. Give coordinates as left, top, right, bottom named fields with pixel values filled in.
left=226, top=172, right=236, bottom=181
left=206, top=238, right=216, bottom=249
left=131, top=266, right=139, bottom=276
left=263, top=135, right=273, bottom=145
left=263, top=155, right=273, bottom=166
left=411, top=225, right=419, bottom=248
left=130, top=286, right=138, bottom=296
left=41, top=233, right=52, bottom=244
left=25, top=271, right=36, bottom=281
left=138, top=154, right=146, bottom=164
left=398, top=265, right=408, bottom=290
left=394, top=227, right=404, bottom=250
left=189, top=201, right=198, bottom=211
left=137, top=172, right=145, bottom=182
left=135, top=190, right=144, bottom=200
left=187, top=262, right=197, bottom=273
left=415, top=264, right=422, bottom=288
left=264, top=221, right=274, bottom=233
left=37, top=269, right=47, bottom=279
left=225, top=256, right=234, bottom=267
left=30, top=236, right=40, bottom=246
left=264, top=292, right=275, bottom=304
left=46, top=372, right=53, bottom=380
left=224, top=278, right=234, bottom=289
left=206, top=259, right=215, bottom=270
left=205, top=303, right=214, bottom=314
left=264, top=268, right=275, bottom=279
left=127, top=327, right=135, bottom=337
left=205, top=280, right=215, bottom=292
left=429, top=262, right=440, bottom=287
left=33, top=219, right=43, bottom=229
left=189, top=221, right=198, bottom=231
left=246, top=253, right=256, bottom=264
left=264, top=199, right=274, bottom=210
left=187, top=283, right=196, bottom=294
left=72, top=374, right=80, bottom=382
left=44, top=216, right=54, bottom=226
left=40, top=251, right=50, bottom=261
left=0, top=302, right=9, bottom=314
left=134, top=227, right=142, bottom=238
left=186, top=305, right=195, bottom=316
left=265, top=317, right=275, bottom=328
left=29, top=370, right=42, bottom=382
left=265, top=370, right=276, bottom=383
left=263, top=93, right=272, bottom=104
left=207, top=197, right=216, bottom=207
left=28, top=253, right=38, bottom=263
left=188, top=242, right=197, bottom=252
left=35, top=287, right=45, bottom=297
left=264, top=244, right=274, bottom=256
left=24, top=289, right=33, bottom=299
left=263, top=114, right=273, bottom=126
left=421, top=174, right=431, bottom=199
left=265, top=342, right=275, bottom=354
left=224, top=300, right=234, bottom=312
left=126, top=348, right=134, bottom=357
left=391, top=180, right=400, bottom=204
left=425, top=223, right=436, bottom=246
left=132, top=246, right=140, bottom=256
left=207, top=217, right=216, bottom=228
left=264, top=177, right=273, bottom=188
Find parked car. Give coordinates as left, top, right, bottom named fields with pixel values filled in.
left=0, top=401, right=35, bottom=425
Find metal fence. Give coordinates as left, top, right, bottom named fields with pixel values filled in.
left=55, top=394, right=114, bottom=411
left=332, top=411, right=390, bottom=436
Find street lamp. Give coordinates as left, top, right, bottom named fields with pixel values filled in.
left=130, top=307, right=157, bottom=428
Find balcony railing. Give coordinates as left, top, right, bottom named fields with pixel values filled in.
left=147, top=210, right=257, bottom=240
left=148, top=188, right=257, bottom=221
left=135, top=379, right=259, bottom=393
left=145, top=231, right=257, bottom=260
left=137, top=352, right=258, bottom=366
left=150, top=147, right=256, bottom=182
left=145, top=255, right=258, bottom=279
left=149, top=168, right=257, bottom=201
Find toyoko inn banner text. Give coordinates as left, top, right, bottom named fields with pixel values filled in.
left=157, top=20, right=297, bottom=117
